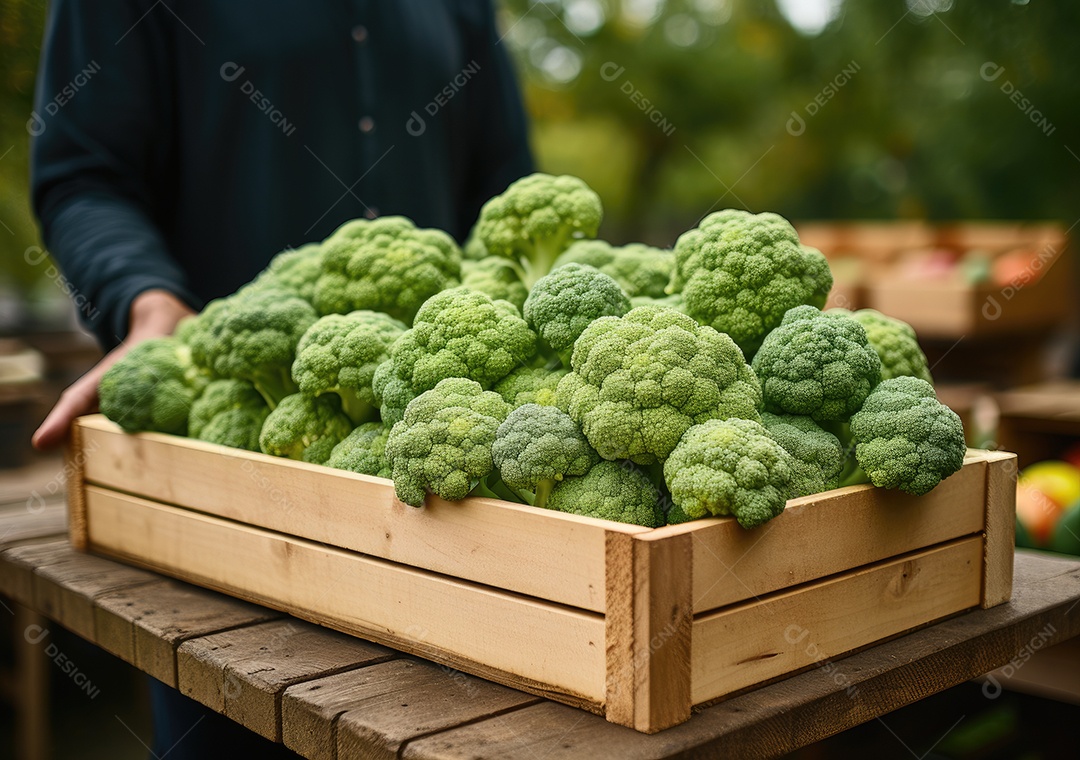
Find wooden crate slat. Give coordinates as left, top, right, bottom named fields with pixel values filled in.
left=981, top=451, right=1016, bottom=608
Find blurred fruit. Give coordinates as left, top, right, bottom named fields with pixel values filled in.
left=1018, top=461, right=1080, bottom=509
left=991, top=247, right=1043, bottom=287
left=1014, top=516, right=1037, bottom=550
left=1048, top=501, right=1080, bottom=555
left=1015, top=483, right=1063, bottom=546
left=1062, top=443, right=1080, bottom=471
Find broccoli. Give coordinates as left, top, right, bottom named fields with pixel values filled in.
left=384, top=377, right=511, bottom=507
left=546, top=460, right=664, bottom=528
left=848, top=376, right=966, bottom=496
left=493, top=366, right=566, bottom=408
left=242, top=243, right=324, bottom=304
left=292, top=311, right=407, bottom=424
left=556, top=305, right=762, bottom=464
left=475, top=173, right=603, bottom=288
left=99, top=337, right=208, bottom=435
left=670, top=209, right=832, bottom=356
left=387, top=287, right=537, bottom=394
left=188, top=379, right=269, bottom=451
left=554, top=240, right=674, bottom=299
left=751, top=306, right=881, bottom=423
left=843, top=309, right=934, bottom=384
left=371, top=359, right=415, bottom=426
left=460, top=256, right=529, bottom=311
left=462, top=227, right=489, bottom=261
left=629, top=293, right=685, bottom=312
left=665, top=501, right=696, bottom=525
left=258, top=392, right=354, bottom=464
left=313, top=216, right=461, bottom=322
left=760, top=412, right=845, bottom=496
left=664, top=418, right=796, bottom=529
left=326, top=422, right=392, bottom=478
left=491, top=404, right=598, bottom=508
left=523, top=263, right=631, bottom=364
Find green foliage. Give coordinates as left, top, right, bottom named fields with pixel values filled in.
left=460, top=256, right=529, bottom=310
left=258, top=392, right=354, bottom=464
left=188, top=378, right=269, bottom=451
left=493, top=365, right=566, bottom=408
left=553, top=240, right=674, bottom=298
left=547, top=460, right=663, bottom=528
left=523, top=263, right=630, bottom=359
left=760, top=411, right=845, bottom=496
left=326, top=422, right=392, bottom=479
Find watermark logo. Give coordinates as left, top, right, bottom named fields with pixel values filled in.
left=981, top=623, right=1056, bottom=698
left=600, top=62, right=676, bottom=137
left=980, top=62, right=1056, bottom=137
left=784, top=624, right=860, bottom=697
left=220, top=62, right=296, bottom=137
left=787, top=60, right=861, bottom=136
left=406, top=60, right=481, bottom=137
left=240, top=459, right=294, bottom=514
left=24, top=246, right=101, bottom=322
left=27, top=60, right=101, bottom=136
left=980, top=238, right=1060, bottom=321
left=25, top=624, right=102, bottom=699
left=27, top=437, right=99, bottom=512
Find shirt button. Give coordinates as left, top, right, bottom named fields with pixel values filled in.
left=365, top=206, right=379, bottom=219
left=351, top=25, right=368, bottom=43
left=358, top=116, right=375, bottom=134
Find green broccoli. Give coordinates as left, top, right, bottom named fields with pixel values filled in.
left=475, top=173, right=603, bottom=288
left=752, top=306, right=881, bottom=423
left=546, top=460, right=664, bottom=528
left=556, top=305, right=762, bottom=464
left=242, top=243, right=324, bottom=304
left=665, top=501, right=696, bottom=525
left=493, top=366, right=566, bottom=408
left=491, top=404, right=598, bottom=508
left=99, top=337, right=209, bottom=435
left=523, top=263, right=631, bottom=364
left=291, top=311, right=407, bottom=424
left=462, top=227, right=489, bottom=261
left=460, top=256, right=528, bottom=311
left=259, top=392, right=354, bottom=464
left=671, top=209, right=832, bottom=356
left=760, top=412, right=845, bottom=496
left=554, top=240, right=674, bottom=298
left=188, top=379, right=270, bottom=451
left=387, top=287, right=536, bottom=394
left=326, top=422, right=392, bottom=478
left=664, top=418, right=796, bottom=529
left=629, top=293, right=685, bottom=312
left=844, top=309, right=934, bottom=384
left=384, top=378, right=511, bottom=506
left=848, top=376, right=966, bottom=496
left=313, top=216, right=461, bottom=322
left=371, top=359, right=415, bottom=426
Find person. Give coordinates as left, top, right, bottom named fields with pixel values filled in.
left=30, top=1, right=533, bottom=755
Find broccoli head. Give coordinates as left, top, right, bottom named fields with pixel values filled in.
left=258, top=392, right=354, bottom=464
left=313, top=216, right=461, bottom=322
left=546, top=460, right=664, bottom=528
left=760, top=412, right=845, bottom=496
left=371, top=359, right=415, bottom=426
left=664, top=418, right=796, bottom=529
left=326, top=422, right=392, bottom=479
left=242, top=243, right=324, bottom=304
left=493, top=366, right=566, bottom=408
left=554, top=240, right=674, bottom=299
left=671, top=209, right=832, bottom=356
left=752, top=306, right=881, bottom=423
left=384, top=377, right=511, bottom=506
left=460, top=256, right=528, bottom=311
left=556, top=305, right=762, bottom=464
left=188, top=378, right=270, bottom=451
left=630, top=293, right=685, bottom=312
left=99, top=337, right=208, bottom=435
left=523, top=263, right=631, bottom=362
left=845, top=309, right=933, bottom=384
left=849, top=376, right=965, bottom=496
left=292, top=311, right=407, bottom=424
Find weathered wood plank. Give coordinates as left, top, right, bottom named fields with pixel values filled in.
left=982, top=450, right=1017, bottom=607
left=0, top=540, right=78, bottom=607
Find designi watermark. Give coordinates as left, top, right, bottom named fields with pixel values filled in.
left=600, top=63, right=676, bottom=137
left=25, top=624, right=102, bottom=699
left=27, top=60, right=101, bottom=136
left=23, top=246, right=101, bottom=323
left=980, top=62, right=1055, bottom=137
left=787, top=60, right=861, bottom=136
left=220, top=62, right=297, bottom=137
left=406, top=60, right=481, bottom=137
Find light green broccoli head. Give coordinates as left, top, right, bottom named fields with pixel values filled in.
left=326, top=422, right=392, bottom=479
left=292, top=311, right=407, bottom=424
left=629, top=293, right=685, bottom=312
left=849, top=376, right=965, bottom=496
left=491, top=404, right=597, bottom=502
left=523, top=263, right=631, bottom=357
left=760, top=412, right=846, bottom=496
left=493, top=366, right=566, bottom=408
left=671, top=209, right=833, bottom=356
left=846, top=309, right=933, bottom=384
left=752, top=305, right=881, bottom=423
left=258, top=392, right=354, bottom=464
left=99, top=337, right=208, bottom=435
left=554, top=240, right=674, bottom=299
left=188, top=378, right=270, bottom=451
left=460, top=256, right=529, bottom=311
left=664, top=418, right=796, bottom=529
left=242, top=243, right=324, bottom=304
left=385, top=378, right=512, bottom=507
left=313, top=216, right=461, bottom=322
left=371, top=359, right=415, bottom=426
left=462, top=228, right=489, bottom=261
left=388, top=287, right=537, bottom=394
left=546, top=460, right=663, bottom=528
left=556, top=305, right=762, bottom=464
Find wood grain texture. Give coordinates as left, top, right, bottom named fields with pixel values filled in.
left=0, top=538, right=72, bottom=607
left=982, top=450, right=1017, bottom=608
left=65, top=421, right=87, bottom=551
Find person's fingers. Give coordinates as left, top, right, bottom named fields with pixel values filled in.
left=31, top=369, right=104, bottom=450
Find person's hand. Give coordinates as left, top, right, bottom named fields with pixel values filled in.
left=32, top=290, right=196, bottom=450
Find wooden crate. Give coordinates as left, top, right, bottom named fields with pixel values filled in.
left=66, top=415, right=1016, bottom=733
left=994, top=381, right=1080, bottom=469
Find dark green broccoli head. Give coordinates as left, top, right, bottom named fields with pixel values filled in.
left=846, top=309, right=933, bottom=384
left=849, top=376, right=965, bottom=496
left=326, top=422, right=392, bottom=478
left=665, top=501, right=697, bottom=525
left=188, top=378, right=270, bottom=451
left=371, top=359, right=415, bottom=426
left=313, top=216, right=461, bottom=322
left=242, top=243, right=324, bottom=304
left=554, top=240, right=674, bottom=299
left=556, top=305, right=762, bottom=464
left=752, top=305, right=881, bottom=423
left=99, top=337, right=208, bottom=435
left=547, top=460, right=663, bottom=528
left=671, top=209, right=832, bottom=356
left=460, top=256, right=529, bottom=311
left=292, top=310, right=407, bottom=423
left=760, top=412, right=846, bottom=496
left=664, top=418, right=796, bottom=529
left=493, top=366, right=566, bottom=408
left=258, top=392, right=354, bottom=464
left=491, top=404, right=597, bottom=501
left=524, top=263, right=631, bottom=358
left=388, top=287, right=537, bottom=394
left=384, top=378, right=511, bottom=506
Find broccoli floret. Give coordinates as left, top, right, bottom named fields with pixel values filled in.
left=384, top=378, right=511, bottom=506
left=313, top=216, right=461, bottom=322
left=760, top=412, right=845, bottom=496
left=664, top=418, right=796, bottom=529
left=188, top=379, right=269, bottom=451
left=844, top=309, right=934, bottom=384
left=523, top=263, right=631, bottom=364
left=387, top=287, right=537, bottom=394
left=259, top=392, right=354, bottom=464
left=556, top=305, right=762, bottom=464
left=460, top=256, right=528, bottom=311
left=546, top=460, right=663, bottom=528
left=242, top=243, right=324, bottom=304
left=671, top=209, right=832, bottom=356
left=493, top=366, right=566, bottom=408
left=476, top=173, right=603, bottom=288
left=371, top=359, right=415, bottom=426
left=629, top=293, right=685, bottom=312
left=326, top=422, right=392, bottom=478
left=99, top=337, right=208, bottom=435
left=665, top=501, right=697, bottom=525
left=292, top=311, right=407, bottom=424
left=848, top=377, right=965, bottom=496
left=752, top=306, right=881, bottom=423
left=491, top=404, right=598, bottom=508
left=462, top=227, right=489, bottom=261
left=554, top=240, right=674, bottom=298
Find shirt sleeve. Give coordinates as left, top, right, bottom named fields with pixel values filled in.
left=31, top=0, right=201, bottom=350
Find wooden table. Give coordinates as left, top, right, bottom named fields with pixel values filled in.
left=2, top=499, right=1080, bottom=759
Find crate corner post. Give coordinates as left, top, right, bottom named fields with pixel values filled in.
left=981, top=450, right=1017, bottom=608
left=66, top=417, right=89, bottom=551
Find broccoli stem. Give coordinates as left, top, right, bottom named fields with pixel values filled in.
left=336, top=390, right=376, bottom=425
left=533, top=479, right=555, bottom=510
left=837, top=456, right=870, bottom=488
left=252, top=366, right=298, bottom=410
left=471, top=477, right=530, bottom=505
left=519, top=238, right=567, bottom=290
